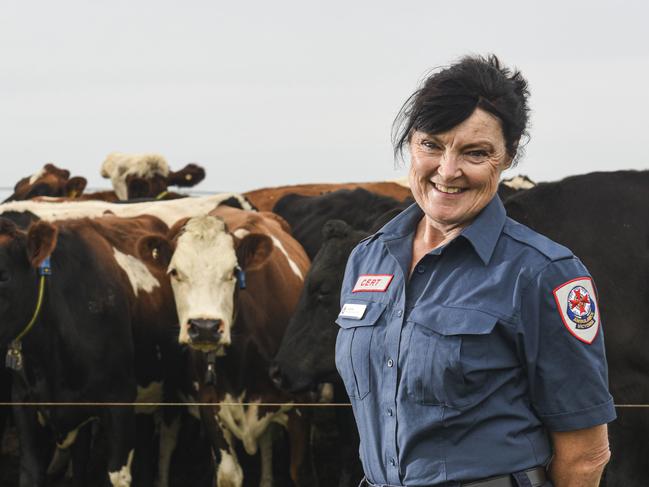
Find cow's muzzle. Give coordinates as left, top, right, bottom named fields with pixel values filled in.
left=187, top=318, right=223, bottom=345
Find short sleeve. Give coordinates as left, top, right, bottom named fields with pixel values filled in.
left=520, top=257, right=616, bottom=431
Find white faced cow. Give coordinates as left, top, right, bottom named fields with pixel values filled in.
left=138, top=206, right=313, bottom=487
left=101, top=152, right=205, bottom=200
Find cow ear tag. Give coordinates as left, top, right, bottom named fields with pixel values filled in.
left=235, top=265, right=246, bottom=290
left=553, top=277, right=599, bottom=344
left=5, top=342, right=23, bottom=371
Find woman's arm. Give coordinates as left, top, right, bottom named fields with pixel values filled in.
left=548, top=424, right=610, bottom=487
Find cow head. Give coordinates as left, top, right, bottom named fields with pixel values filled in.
left=270, top=220, right=368, bottom=393
left=0, top=218, right=58, bottom=346
left=101, top=153, right=206, bottom=200
left=137, top=215, right=273, bottom=352
left=4, top=164, right=87, bottom=202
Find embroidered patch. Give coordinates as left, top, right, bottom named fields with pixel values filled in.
left=352, top=274, right=393, bottom=293
left=338, top=303, right=367, bottom=320
left=553, top=277, right=599, bottom=344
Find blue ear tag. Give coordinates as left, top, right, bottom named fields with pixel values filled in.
left=38, top=256, right=52, bottom=276
left=235, top=266, right=246, bottom=290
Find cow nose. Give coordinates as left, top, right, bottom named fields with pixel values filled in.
left=268, top=362, right=285, bottom=390
left=187, top=319, right=223, bottom=344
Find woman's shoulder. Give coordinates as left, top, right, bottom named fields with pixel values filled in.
left=501, top=217, right=574, bottom=263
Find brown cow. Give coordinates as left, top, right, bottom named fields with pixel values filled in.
left=3, top=163, right=88, bottom=202
left=0, top=213, right=188, bottom=487
left=137, top=207, right=312, bottom=487
left=243, top=180, right=412, bottom=211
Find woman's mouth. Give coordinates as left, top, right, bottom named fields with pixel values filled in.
left=432, top=182, right=465, bottom=194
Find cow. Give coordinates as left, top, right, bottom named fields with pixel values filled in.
left=3, top=164, right=88, bottom=203
left=272, top=188, right=412, bottom=260
left=0, top=193, right=252, bottom=227
left=100, top=152, right=205, bottom=201
left=136, top=207, right=312, bottom=487
left=502, top=170, right=648, bottom=487
left=0, top=213, right=190, bottom=487
left=243, top=181, right=413, bottom=211
left=498, top=174, right=536, bottom=201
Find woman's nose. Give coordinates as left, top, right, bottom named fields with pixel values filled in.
left=436, top=152, right=462, bottom=180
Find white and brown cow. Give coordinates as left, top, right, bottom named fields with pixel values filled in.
left=137, top=207, right=312, bottom=487
left=0, top=213, right=190, bottom=487
left=101, top=152, right=205, bottom=201
left=3, top=163, right=88, bottom=202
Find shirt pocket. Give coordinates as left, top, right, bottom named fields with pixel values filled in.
left=406, top=306, right=498, bottom=409
left=335, top=301, right=386, bottom=400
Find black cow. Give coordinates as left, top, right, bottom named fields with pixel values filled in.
left=504, top=170, right=649, bottom=487
left=0, top=214, right=187, bottom=487
left=272, top=188, right=411, bottom=260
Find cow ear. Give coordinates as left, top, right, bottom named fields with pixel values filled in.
left=236, top=233, right=273, bottom=271
left=0, top=218, right=18, bottom=237
left=65, top=177, right=87, bottom=197
left=26, top=221, right=58, bottom=268
left=137, top=235, right=173, bottom=270
left=322, top=219, right=350, bottom=240
left=167, top=163, right=205, bottom=188
left=127, top=177, right=151, bottom=199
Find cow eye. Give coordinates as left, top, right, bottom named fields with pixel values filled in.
left=168, top=268, right=179, bottom=279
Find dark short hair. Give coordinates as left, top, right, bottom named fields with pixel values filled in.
left=392, top=54, right=530, bottom=166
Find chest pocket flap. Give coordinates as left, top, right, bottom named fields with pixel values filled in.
left=335, top=300, right=386, bottom=400
left=408, top=306, right=498, bottom=335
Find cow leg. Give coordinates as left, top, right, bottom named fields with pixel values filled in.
left=104, top=406, right=135, bottom=487
left=13, top=405, right=50, bottom=487
left=199, top=406, right=243, bottom=487
left=287, top=411, right=317, bottom=487
left=157, top=413, right=181, bottom=487
left=132, top=412, right=156, bottom=487
left=259, top=428, right=274, bottom=487
left=70, top=422, right=93, bottom=487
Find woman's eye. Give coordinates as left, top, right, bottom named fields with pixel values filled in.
left=465, top=150, right=490, bottom=162
left=422, top=141, right=441, bottom=151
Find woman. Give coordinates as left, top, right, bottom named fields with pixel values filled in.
left=335, top=55, right=615, bottom=487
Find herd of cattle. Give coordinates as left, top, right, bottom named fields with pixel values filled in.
left=0, top=153, right=646, bottom=487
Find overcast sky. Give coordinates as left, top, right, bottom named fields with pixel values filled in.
left=1, top=0, right=647, bottom=196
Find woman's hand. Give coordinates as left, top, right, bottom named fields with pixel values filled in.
left=549, top=424, right=610, bottom=487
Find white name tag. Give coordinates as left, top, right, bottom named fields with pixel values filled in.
left=339, top=303, right=367, bottom=320
left=352, top=274, right=393, bottom=293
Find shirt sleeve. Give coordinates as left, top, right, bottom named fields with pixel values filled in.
left=520, top=257, right=616, bottom=432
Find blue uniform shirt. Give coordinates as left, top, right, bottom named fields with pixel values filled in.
left=335, top=196, right=616, bottom=486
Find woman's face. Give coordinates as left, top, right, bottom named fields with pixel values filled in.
left=408, top=108, right=511, bottom=231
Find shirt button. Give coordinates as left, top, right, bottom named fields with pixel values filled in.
left=387, top=407, right=393, bottom=416
left=387, top=358, right=394, bottom=368
left=396, top=309, right=403, bottom=317
left=390, top=458, right=397, bottom=467
left=416, top=264, right=425, bottom=274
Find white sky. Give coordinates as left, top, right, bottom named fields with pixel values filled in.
left=1, top=0, right=647, bottom=195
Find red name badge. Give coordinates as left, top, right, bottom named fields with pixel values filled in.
left=352, top=274, right=394, bottom=293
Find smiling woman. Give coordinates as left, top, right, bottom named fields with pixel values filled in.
left=335, top=55, right=616, bottom=487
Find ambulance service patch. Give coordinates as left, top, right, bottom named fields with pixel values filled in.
left=552, top=277, right=599, bottom=344
left=352, top=274, right=393, bottom=293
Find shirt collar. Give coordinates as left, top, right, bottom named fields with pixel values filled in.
left=374, top=196, right=506, bottom=265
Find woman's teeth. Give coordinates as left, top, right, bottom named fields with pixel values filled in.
left=434, top=183, right=463, bottom=194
